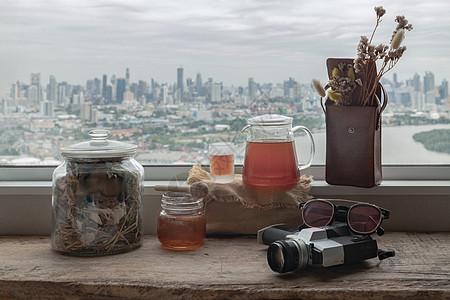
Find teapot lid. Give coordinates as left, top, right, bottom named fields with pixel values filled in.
left=60, top=129, right=137, bottom=158
left=247, top=114, right=293, bottom=126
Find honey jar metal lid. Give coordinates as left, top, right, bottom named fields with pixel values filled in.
left=60, top=129, right=137, bottom=158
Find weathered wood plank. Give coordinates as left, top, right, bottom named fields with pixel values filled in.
left=0, top=233, right=449, bottom=299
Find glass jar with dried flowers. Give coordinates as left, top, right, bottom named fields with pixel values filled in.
left=51, top=129, right=144, bottom=256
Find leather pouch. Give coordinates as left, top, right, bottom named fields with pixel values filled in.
left=322, top=58, right=387, bottom=188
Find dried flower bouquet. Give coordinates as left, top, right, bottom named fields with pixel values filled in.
left=313, top=6, right=413, bottom=106
left=52, top=158, right=142, bottom=255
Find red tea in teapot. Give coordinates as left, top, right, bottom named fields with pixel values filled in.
left=241, top=114, right=315, bottom=187
left=243, top=141, right=300, bottom=187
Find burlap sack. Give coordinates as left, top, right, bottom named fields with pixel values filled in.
left=187, top=165, right=312, bottom=235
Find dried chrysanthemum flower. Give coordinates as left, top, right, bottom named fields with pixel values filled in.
left=351, top=6, right=413, bottom=106
left=374, top=6, right=386, bottom=18
left=312, top=79, right=326, bottom=97
left=391, top=28, right=405, bottom=49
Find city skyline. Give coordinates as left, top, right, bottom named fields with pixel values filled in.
left=2, top=67, right=447, bottom=97
left=1, top=0, right=450, bottom=95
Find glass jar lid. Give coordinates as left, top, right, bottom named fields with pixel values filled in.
left=60, top=129, right=137, bottom=158
left=247, top=114, right=293, bottom=126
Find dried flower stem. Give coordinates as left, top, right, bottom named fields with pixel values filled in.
left=354, top=7, right=412, bottom=106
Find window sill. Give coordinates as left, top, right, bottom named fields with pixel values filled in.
left=0, top=180, right=449, bottom=234
left=0, top=180, right=449, bottom=196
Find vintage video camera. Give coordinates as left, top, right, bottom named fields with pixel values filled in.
left=258, top=223, right=394, bottom=273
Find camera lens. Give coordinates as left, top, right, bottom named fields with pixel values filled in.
left=267, top=240, right=308, bottom=273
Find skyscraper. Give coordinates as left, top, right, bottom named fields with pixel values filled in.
left=177, top=67, right=183, bottom=103
left=28, top=85, right=39, bottom=106
left=126, top=68, right=130, bottom=84
left=248, top=77, right=255, bottom=100
left=48, top=75, right=57, bottom=102
left=137, top=80, right=147, bottom=100
left=424, top=71, right=435, bottom=93
left=31, top=73, right=42, bottom=103
left=116, top=78, right=126, bottom=103
left=439, top=79, right=448, bottom=100
left=102, top=74, right=107, bottom=90
left=196, top=72, right=202, bottom=94
left=412, top=73, right=420, bottom=92
left=102, top=74, right=108, bottom=99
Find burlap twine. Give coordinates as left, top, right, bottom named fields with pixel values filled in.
left=187, top=165, right=313, bottom=235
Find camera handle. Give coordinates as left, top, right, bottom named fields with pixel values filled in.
left=378, top=249, right=396, bottom=260
left=257, top=224, right=297, bottom=245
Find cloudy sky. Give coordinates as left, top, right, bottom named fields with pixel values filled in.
left=1, top=0, right=449, bottom=95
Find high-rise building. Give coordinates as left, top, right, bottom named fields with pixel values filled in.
left=57, top=84, right=66, bottom=106
left=137, top=80, right=147, bottom=100
left=161, top=85, right=169, bottom=104
left=116, top=78, right=126, bottom=103
left=28, top=85, right=39, bottom=106
left=48, top=75, right=57, bottom=102
left=393, top=73, right=399, bottom=88
left=248, top=77, right=255, bottom=100
left=210, top=83, right=222, bottom=103
left=111, top=74, right=117, bottom=101
left=126, top=68, right=130, bottom=84
left=31, top=73, right=42, bottom=103
left=412, top=73, right=420, bottom=92
left=1, top=99, right=7, bottom=115
left=411, top=91, right=424, bottom=111
left=86, top=79, right=97, bottom=97
left=103, top=86, right=113, bottom=102
left=102, top=74, right=109, bottom=100
left=10, top=81, right=20, bottom=100
left=439, top=79, right=448, bottom=100
left=283, top=77, right=296, bottom=98
left=196, top=73, right=202, bottom=94
left=424, top=71, right=435, bottom=93
left=80, top=102, right=92, bottom=121
left=177, top=67, right=184, bottom=103
left=102, top=74, right=107, bottom=91
left=40, top=100, right=54, bottom=117
left=94, top=77, right=101, bottom=96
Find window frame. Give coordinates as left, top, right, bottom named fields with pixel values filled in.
left=1, top=164, right=449, bottom=181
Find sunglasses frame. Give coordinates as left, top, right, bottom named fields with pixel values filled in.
left=299, top=199, right=390, bottom=236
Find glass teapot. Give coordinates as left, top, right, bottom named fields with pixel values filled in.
left=241, top=114, right=315, bottom=187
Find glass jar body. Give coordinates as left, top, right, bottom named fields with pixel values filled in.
left=157, top=192, right=206, bottom=251
left=51, top=156, right=144, bottom=256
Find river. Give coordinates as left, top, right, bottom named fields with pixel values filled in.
left=294, top=124, right=450, bottom=165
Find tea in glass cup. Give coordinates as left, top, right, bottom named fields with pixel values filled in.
left=209, top=142, right=234, bottom=183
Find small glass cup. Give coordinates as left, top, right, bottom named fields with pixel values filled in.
left=209, top=142, right=235, bottom=183
left=157, top=192, right=206, bottom=251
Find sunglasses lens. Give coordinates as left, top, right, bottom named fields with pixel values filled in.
left=348, top=205, right=381, bottom=234
left=302, top=201, right=334, bottom=227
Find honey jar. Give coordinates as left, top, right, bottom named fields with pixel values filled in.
left=157, top=192, right=206, bottom=251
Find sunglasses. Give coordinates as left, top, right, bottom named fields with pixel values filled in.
left=299, top=199, right=390, bottom=236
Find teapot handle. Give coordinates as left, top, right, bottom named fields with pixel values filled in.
left=292, top=126, right=315, bottom=170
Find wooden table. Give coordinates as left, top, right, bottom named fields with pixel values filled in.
left=0, top=233, right=449, bottom=299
